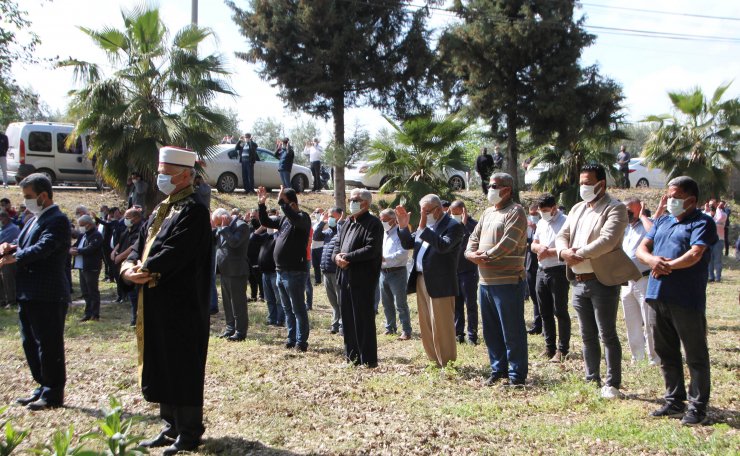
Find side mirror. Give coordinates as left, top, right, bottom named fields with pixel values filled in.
left=227, top=149, right=238, bottom=159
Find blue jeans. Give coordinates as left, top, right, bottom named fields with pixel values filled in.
left=708, top=239, right=723, bottom=281
left=479, top=281, right=528, bottom=381
left=380, top=268, right=412, bottom=334
left=277, top=270, right=309, bottom=346
left=262, top=272, right=284, bottom=325
left=241, top=161, right=254, bottom=193
left=279, top=170, right=291, bottom=188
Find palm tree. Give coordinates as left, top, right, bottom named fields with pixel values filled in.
left=60, top=5, right=233, bottom=201
left=368, top=113, right=469, bottom=223
left=642, top=82, right=739, bottom=198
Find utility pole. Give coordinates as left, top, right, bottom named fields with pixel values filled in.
left=191, top=0, right=198, bottom=25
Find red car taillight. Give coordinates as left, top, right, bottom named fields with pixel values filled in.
left=19, top=138, right=25, bottom=165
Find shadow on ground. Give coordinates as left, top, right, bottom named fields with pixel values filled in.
left=201, top=436, right=300, bottom=455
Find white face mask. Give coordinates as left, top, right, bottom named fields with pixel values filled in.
left=539, top=209, right=554, bottom=222
left=157, top=172, right=181, bottom=195
left=24, top=197, right=43, bottom=215
left=381, top=221, right=393, bottom=232
left=349, top=201, right=362, bottom=215
left=579, top=183, right=600, bottom=203
left=78, top=225, right=88, bottom=234
left=667, top=197, right=686, bottom=216
left=124, top=219, right=133, bottom=228
left=487, top=188, right=502, bottom=205
left=451, top=214, right=463, bottom=222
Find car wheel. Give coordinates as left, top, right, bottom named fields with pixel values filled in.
left=216, top=172, right=238, bottom=193
left=291, top=174, right=308, bottom=193
left=448, top=175, right=465, bottom=191
left=636, top=178, right=649, bottom=188
left=36, top=168, right=56, bottom=184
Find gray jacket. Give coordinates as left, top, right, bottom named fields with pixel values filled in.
left=215, top=217, right=250, bottom=277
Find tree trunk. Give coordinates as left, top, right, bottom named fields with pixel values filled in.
left=332, top=94, right=346, bottom=211
left=505, top=108, right=520, bottom=202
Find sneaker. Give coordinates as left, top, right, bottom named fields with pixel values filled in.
left=650, top=403, right=686, bottom=418
left=600, top=385, right=622, bottom=400
left=549, top=351, right=566, bottom=363
left=397, top=332, right=411, bottom=341
left=681, top=409, right=708, bottom=426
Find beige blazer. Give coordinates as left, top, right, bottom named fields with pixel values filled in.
left=555, top=193, right=641, bottom=286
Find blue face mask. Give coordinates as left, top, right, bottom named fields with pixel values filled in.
left=328, top=217, right=337, bottom=228
left=157, top=173, right=178, bottom=195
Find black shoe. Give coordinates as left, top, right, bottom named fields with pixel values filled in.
left=526, top=326, right=542, bottom=335
left=79, top=315, right=91, bottom=322
left=467, top=337, right=479, bottom=346
left=218, top=330, right=235, bottom=339
left=456, top=334, right=465, bottom=344
left=485, top=373, right=507, bottom=386
left=328, top=327, right=338, bottom=334
left=140, top=432, right=176, bottom=448
left=209, top=309, right=219, bottom=315
left=681, top=409, right=708, bottom=426
left=15, top=393, right=40, bottom=406
left=162, top=437, right=201, bottom=455
left=129, top=321, right=136, bottom=327
left=285, top=341, right=296, bottom=349
left=227, top=333, right=246, bottom=342
left=296, top=343, right=308, bottom=352
left=27, top=398, right=62, bottom=411
left=505, top=378, right=526, bottom=388
left=651, top=402, right=686, bottom=418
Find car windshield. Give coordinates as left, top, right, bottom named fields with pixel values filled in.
left=258, top=149, right=277, bottom=162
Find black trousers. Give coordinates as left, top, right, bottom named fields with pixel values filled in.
left=648, top=300, right=711, bottom=412
left=160, top=403, right=205, bottom=444
left=454, top=270, right=479, bottom=340
left=311, top=160, right=322, bottom=191
left=535, top=266, right=571, bottom=354
left=248, top=266, right=263, bottom=300
left=79, top=269, right=101, bottom=318
left=479, top=172, right=491, bottom=194
left=338, top=271, right=378, bottom=366
left=18, top=299, right=68, bottom=404
left=311, top=248, right=323, bottom=284
left=526, top=259, right=541, bottom=330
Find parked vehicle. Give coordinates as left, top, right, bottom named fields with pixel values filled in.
left=5, top=121, right=95, bottom=184
left=624, top=157, right=667, bottom=188
left=202, top=144, right=313, bottom=193
left=345, top=160, right=468, bottom=191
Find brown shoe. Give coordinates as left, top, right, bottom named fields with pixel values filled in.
left=539, top=350, right=555, bottom=359
left=397, top=332, right=411, bottom=341
left=549, top=351, right=566, bottom=363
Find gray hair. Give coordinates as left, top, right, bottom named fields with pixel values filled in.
left=75, top=205, right=89, bottom=215
left=419, top=194, right=441, bottom=208
left=491, top=172, right=514, bottom=188
left=667, top=176, right=699, bottom=199
left=351, top=188, right=372, bottom=203
left=77, top=215, right=94, bottom=226
left=212, top=208, right=230, bottom=219
left=379, top=208, right=396, bottom=220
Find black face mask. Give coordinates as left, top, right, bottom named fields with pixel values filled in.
left=627, top=210, right=634, bottom=222
left=250, top=219, right=260, bottom=230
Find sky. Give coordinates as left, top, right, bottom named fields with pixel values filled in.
left=10, top=0, right=740, bottom=142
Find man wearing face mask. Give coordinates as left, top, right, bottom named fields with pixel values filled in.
left=449, top=200, right=479, bottom=345
left=257, top=185, right=311, bottom=352
left=397, top=193, right=463, bottom=367
left=556, top=163, right=641, bottom=400
left=524, top=204, right=542, bottom=336
left=0, top=174, right=71, bottom=411
left=636, top=177, right=717, bottom=426
left=258, top=216, right=284, bottom=327
left=129, top=172, right=148, bottom=215
left=112, top=208, right=143, bottom=326
left=71, top=215, right=104, bottom=322
left=333, top=189, right=383, bottom=366
left=274, top=137, right=295, bottom=189
left=531, top=194, right=570, bottom=363
left=378, top=208, right=412, bottom=341
left=466, top=173, right=528, bottom=386
left=247, top=210, right=265, bottom=303
left=315, top=207, right=344, bottom=334
left=121, top=147, right=212, bottom=454
left=620, top=197, right=659, bottom=365
left=703, top=199, right=726, bottom=283
left=311, top=208, right=325, bottom=286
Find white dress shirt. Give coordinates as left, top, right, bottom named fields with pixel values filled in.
left=533, top=212, right=567, bottom=269
left=382, top=226, right=409, bottom=269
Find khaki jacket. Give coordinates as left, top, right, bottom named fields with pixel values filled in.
left=555, top=193, right=641, bottom=286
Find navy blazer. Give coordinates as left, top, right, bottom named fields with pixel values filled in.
left=398, top=213, right=464, bottom=298
left=14, top=205, right=71, bottom=302
left=215, top=217, right=250, bottom=277
left=73, top=228, right=104, bottom=271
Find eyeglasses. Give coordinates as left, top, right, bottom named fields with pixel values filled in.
left=348, top=198, right=363, bottom=203
left=488, top=183, right=509, bottom=190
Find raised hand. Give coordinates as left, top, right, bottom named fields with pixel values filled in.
left=257, top=186, right=268, bottom=205
left=394, top=205, right=411, bottom=229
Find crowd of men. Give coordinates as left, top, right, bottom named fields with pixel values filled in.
left=0, top=148, right=733, bottom=453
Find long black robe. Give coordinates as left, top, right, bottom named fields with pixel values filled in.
left=125, top=187, right=212, bottom=406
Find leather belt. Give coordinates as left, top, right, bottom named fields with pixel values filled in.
left=539, top=265, right=566, bottom=273
left=381, top=266, right=406, bottom=273
left=574, top=272, right=597, bottom=282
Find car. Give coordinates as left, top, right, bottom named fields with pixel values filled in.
left=524, top=162, right=552, bottom=187
left=344, top=160, right=468, bottom=191
left=201, top=144, right=313, bottom=193
left=623, top=157, right=667, bottom=189
left=4, top=121, right=95, bottom=185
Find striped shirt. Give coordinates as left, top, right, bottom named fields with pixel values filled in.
left=466, top=200, right=527, bottom=285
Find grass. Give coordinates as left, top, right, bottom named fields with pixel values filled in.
left=0, top=187, right=738, bottom=455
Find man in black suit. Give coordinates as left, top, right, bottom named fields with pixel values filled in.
left=213, top=207, right=251, bottom=341
left=396, top=194, right=464, bottom=367
left=449, top=200, right=479, bottom=345
left=238, top=133, right=259, bottom=194
left=0, top=173, right=71, bottom=411
left=332, top=188, right=383, bottom=367
left=71, top=214, right=104, bottom=322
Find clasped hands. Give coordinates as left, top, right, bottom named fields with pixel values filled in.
left=0, top=242, right=17, bottom=269
left=122, top=260, right=154, bottom=285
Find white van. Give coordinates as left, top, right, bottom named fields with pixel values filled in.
left=5, top=121, right=95, bottom=184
